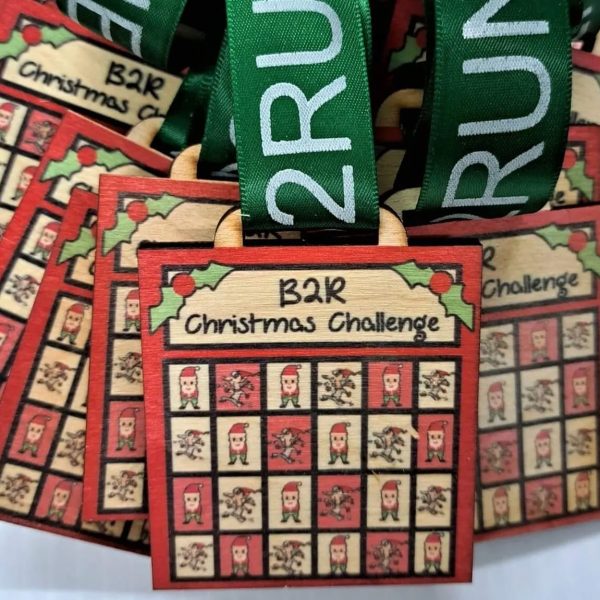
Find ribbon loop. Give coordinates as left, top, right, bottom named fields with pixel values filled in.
left=224, top=0, right=379, bottom=232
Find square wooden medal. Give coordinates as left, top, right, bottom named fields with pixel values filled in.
left=411, top=205, right=600, bottom=540
left=0, top=189, right=149, bottom=551
left=137, top=238, right=482, bottom=588
left=82, top=177, right=238, bottom=522
left=0, top=111, right=170, bottom=387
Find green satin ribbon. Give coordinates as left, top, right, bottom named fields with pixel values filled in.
left=153, top=69, right=214, bottom=156
left=56, top=0, right=188, bottom=69
left=573, top=0, right=600, bottom=39
left=224, top=0, right=379, bottom=232
left=417, top=0, right=572, bottom=217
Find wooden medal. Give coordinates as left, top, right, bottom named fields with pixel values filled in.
left=137, top=202, right=481, bottom=588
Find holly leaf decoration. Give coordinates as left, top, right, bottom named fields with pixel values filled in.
left=391, top=261, right=474, bottom=330
left=535, top=225, right=600, bottom=277
left=41, top=148, right=131, bottom=182
left=0, top=31, right=27, bottom=61
left=150, top=263, right=234, bottom=333
left=58, top=226, right=96, bottom=265
left=579, top=242, right=600, bottom=277
left=565, top=162, right=594, bottom=201
left=102, top=214, right=136, bottom=256
left=41, top=149, right=81, bottom=181
left=102, top=194, right=187, bottom=255
left=41, top=26, right=77, bottom=48
left=534, top=225, right=572, bottom=248
left=389, top=36, right=423, bottom=71
left=96, top=148, right=131, bottom=170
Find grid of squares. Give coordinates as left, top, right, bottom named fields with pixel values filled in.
left=0, top=91, right=61, bottom=235
left=99, top=278, right=146, bottom=514
left=164, top=357, right=461, bottom=581
left=476, top=310, right=600, bottom=533
left=0, top=285, right=148, bottom=547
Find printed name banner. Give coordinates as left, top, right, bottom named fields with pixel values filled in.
left=0, top=111, right=170, bottom=388
left=137, top=239, right=482, bottom=588
left=0, top=0, right=181, bottom=129
left=83, top=176, right=238, bottom=521
left=554, top=126, right=600, bottom=207
left=411, top=205, right=600, bottom=540
left=0, top=188, right=149, bottom=551
left=0, top=82, right=65, bottom=237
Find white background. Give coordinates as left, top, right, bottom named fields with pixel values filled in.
left=1, top=519, right=599, bottom=598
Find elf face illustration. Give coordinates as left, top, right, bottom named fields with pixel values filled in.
left=493, top=492, right=508, bottom=516
left=330, top=431, right=347, bottom=452
left=535, top=431, right=551, bottom=458
left=428, top=430, right=444, bottom=451
left=425, top=540, right=441, bottom=561
left=384, top=372, right=400, bottom=393
left=119, top=416, right=136, bottom=439
left=232, top=541, right=248, bottom=564
left=38, top=224, right=58, bottom=250
left=26, top=420, right=46, bottom=445
left=281, top=373, right=298, bottom=395
left=127, top=297, right=140, bottom=320
left=573, top=373, right=588, bottom=398
left=0, top=103, right=15, bottom=132
left=330, top=539, right=347, bottom=564
left=282, top=488, right=299, bottom=512
left=52, top=485, right=71, bottom=510
left=531, top=328, right=547, bottom=353
left=180, top=374, right=198, bottom=396
left=488, top=386, right=504, bottom=411
left=184, top=490, right=201, bottom=513
left=64, top=308, right=84, bottom=333
left=17, top=168, right=34, bottom=194
left=381, top=486, right=398, bottom=509
left=576, top=476, right=590, bottom=500
left=229, top=430, right=247, bottom=453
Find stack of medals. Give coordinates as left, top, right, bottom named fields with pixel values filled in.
left=0, top=0, right=598, bottom=591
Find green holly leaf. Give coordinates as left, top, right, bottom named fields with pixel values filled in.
left=391, top=261, right=474, bottom=330
left=96, top=148, right=131, bottom=170
left=102, top=213, right=136, bottom=256
left=391, top=261, right=434, bottom=287
left=534, top=225, right=572, bottom=248
left=150, top=263, right=234, bottom=333
left=58, top=226, right=96, bottom=265
left=440, top=285, right=474, bottom=331
left=102, top=194, right=186, bottom=255
left=146, top=194, right=186, bottom=218
left=389, top=36, right=424, bottom=72
left=41, top=149, right=81, bottom=181
left=189, top=263, right=234, bottom=290
left=578, top=242, right=600, bottom=277
left=41, top=26, right=77, bottom=48
left=0, top=31, right=27, bottom=60
left=566, top=162, right=594, bottom=200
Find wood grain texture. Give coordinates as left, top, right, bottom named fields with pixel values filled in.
left=0, top=189, right=150, bottom=552
left=82, top=177, right=238, bottom=522
left=0, top=111, right=170, bottom=389
left=411, top=205, right=600, bottom=541
left=136, top=232, right=482, bottom=588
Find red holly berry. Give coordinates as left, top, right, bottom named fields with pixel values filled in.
left=126, top=201, right=148, bottom=223
left=429, top=271, right=453, bottom=295
left=77, top=147, right=97, bottom=167
left=563, top=148, right=578, bottom=170
left=172, top=273, right=196, bottom=298
left=416, top=28, right=427, bottom=49
left=22, top=25, right=42, bottom=46
left=568, top=231, right=589, bottom=253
